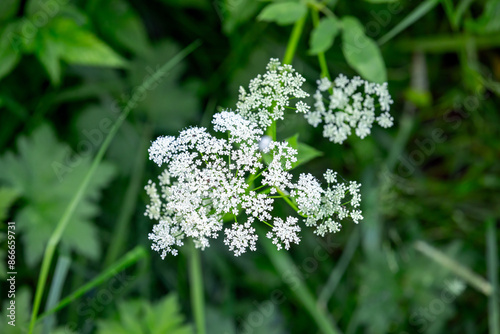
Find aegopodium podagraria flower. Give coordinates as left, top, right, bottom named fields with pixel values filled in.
left=144, top=59, right=396, bottom=258
left=236, top=58, right=309, bottom=129
left=304, top=74, right=394, bottom=144
left=145, top=110, right=363, bottom=258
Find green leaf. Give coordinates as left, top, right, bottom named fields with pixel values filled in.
left=309, top=17, right=340, bottom=55
left=49, top=17, right=127, bottom=67
left=35, top=29, right=61, bottom=85
left=0, top=0, right=19, bottom=22
left=0, top=124, right=116, bottom=266
left=95, top=0, right=150, bottom=55
left=0, top=24, right=21, bottom=80
left=97, top=294, right=193, bottom=334
left=341, top=16, right=387, bottom=83
left=0, top=187, right=20, bottom=222
left=257, top=1, right=307, bottom=26
left=285, top=134, right=323, bottom=169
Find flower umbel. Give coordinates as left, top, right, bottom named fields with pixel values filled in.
left=304, top=74, right=394, bottom=144
left=144, top=59, right=381, bottom=258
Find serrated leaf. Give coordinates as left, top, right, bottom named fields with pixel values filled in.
left=0, top=24, right=21, bottom=80
left=49, top=17, right=127, bottom=67
left=0, top=124, right=116, bottom=266
left=285, top=134, right=323, bottom=169
left=309, top=17, right=340, bottom=54
left=341, top=16, right=387, bottom=83
left=97, top=294, right=193, bottom=334
left=257, top=2, right=307, bottom=26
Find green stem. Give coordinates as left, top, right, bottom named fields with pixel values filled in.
left=42, top=252, right=71, bottom=334
left=189, top=243, right=206, bottom=334
left=260, top=230, right=340, bottom=334
left=28, top=40, right=201, bottom=334
left=266, top=121, right=277, bottom=141
left=283, top=13, right=307, bottom=65
left=104, top=123, right=152, bottom=267
left=487, top=218, right=500, bottom=334
left=414, top=240, right=493, bottom=296
left=311, top=8, right=331, bottom=80
left=38, top=246, right=146, bottom=320
left=276, top=188, right=301, bottom=214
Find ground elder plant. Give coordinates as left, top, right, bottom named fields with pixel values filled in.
left=144, top=59, right=393, bottom=258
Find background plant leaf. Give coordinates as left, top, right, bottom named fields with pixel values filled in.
left=0, top=124, right=116, bottom=267
left=309, top=17, right=340, bottom=55
left=257, top=1, right=307, bottom=26
left=96, top=294, right=193, bottom=334
left=341, top=16, right=387, bottom=83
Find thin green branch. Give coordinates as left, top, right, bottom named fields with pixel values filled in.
left=414, top=240, right=493, bottom=296
left=189, top=243, right=206, bottom=334
left=28, top=40, right=201, bottom=334
left=38, top=246, right=147, bottom=320
left=378, top=0, right=440, bottom=46
left=487, top=219, right=499, bottom=334
left=104, top=123, right=152, bottom=267
left=261, top=230, right=341, bottom=334
left=283, top=14, right=308, bottom=65
left=311, top=7, right=331, bottom=80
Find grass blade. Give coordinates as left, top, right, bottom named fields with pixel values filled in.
left=104, top=123, right=152, bottom=267
left=487, top=219, right=499, bottom=334
left=318, top=228, right=360, bottom=307
left=261, top=233, right=341, bottom=334
left=42, top=253, right=71, bottom=334
left=414, top=240, right=493, bottom=296
left=189, top=243, right=206, bottom=334
left=38, top=246, right=147, bottom=320
left=378, top=0, right=440, bottom=46
left=28, top=40, right=202, bottom=333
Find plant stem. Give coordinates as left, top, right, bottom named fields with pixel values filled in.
left=260, top=230, right=340, bottom=334
left=311, top=8, right=331, bottom=80
left=104, top=123, right=152, bottom=267
left=28, top=40, right=201, bottom=334
left=189, top=243, right=206, bottom=334
left=414, top=240, right=493, bottom=295
left=283, top=14, right=307, bottom=65
left=38, top=246, right=146, bottom=320
left=487, top=218, right=499, bottom=334
left=42, top=252, right=71, bottom=334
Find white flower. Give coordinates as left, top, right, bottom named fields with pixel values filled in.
left=317, top=77, right=331, bottom=91
left=304, top=75, right=394, bottom=144
left=266, top=217, right=301, bottom=250
left=376, top=111, right=394, bottom=128
left=236, top=58, right=309, bottom=129
left=224, top=218, right=258, bottom=256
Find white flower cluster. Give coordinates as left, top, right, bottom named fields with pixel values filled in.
left=146, top=111, right=303, bottom=258
left=145, top=111, right=362, bottom=258
left=291, top=170, right=362, bottom=237
left=144, top=59, right=378, bottom=258
left=304, top=75, right=394, bottom=144
left=236, top=58, right=309, bottom=129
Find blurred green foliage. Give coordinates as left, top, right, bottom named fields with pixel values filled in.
left=0, top=0, right=499, bottom=333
